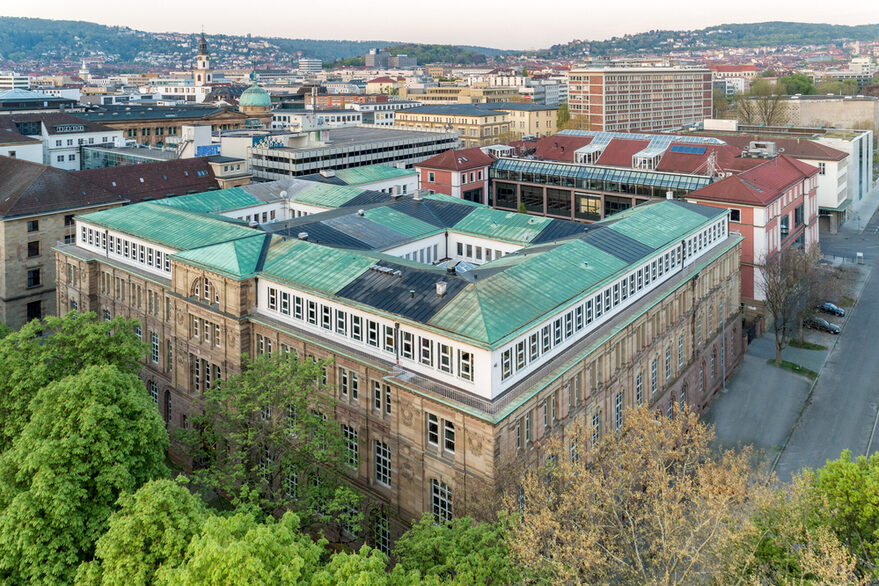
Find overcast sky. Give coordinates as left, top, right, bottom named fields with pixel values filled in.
left=4, top=0, right=878, bottom=49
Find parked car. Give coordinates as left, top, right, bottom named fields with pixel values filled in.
left=803, top=317, right=840, bottom=335
left=816, top=302, right=846, bottom=317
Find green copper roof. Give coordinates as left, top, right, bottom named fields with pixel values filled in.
left=601, top=201, right=713, bottom=249
left=173, top=234, right=274, bottom=279
left=261, top=239, right=376, bottom=293
left=78, top=203, right=259, bottom=250
left=153, top=188, right=263, bottom=214
left=429, top=239, right=627, bottom=344
left=292, top=183, right=370, bottom=209
left=238, top=83, right=272, bottom=108
left=361, top=206, right=441, bottom=239
left=451, top=207, right=553, bottom=244
left=334, top=165, right=415, bottom=186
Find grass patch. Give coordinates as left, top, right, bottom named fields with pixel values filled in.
left=767, top=359, right=818, bottom=380
left=837, top=295, right=856, bottom=308
left=789, top=340, right=827, bottom=351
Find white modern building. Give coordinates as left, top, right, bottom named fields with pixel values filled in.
left=0, top=72, right=30, bottom=90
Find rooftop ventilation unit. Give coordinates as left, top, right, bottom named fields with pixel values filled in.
left=436, top=281, right=448, bottom=297
left=297, top=232, right=308, bottom=240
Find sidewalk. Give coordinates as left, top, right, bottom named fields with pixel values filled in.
left=839, top=181, right=879, bottom=236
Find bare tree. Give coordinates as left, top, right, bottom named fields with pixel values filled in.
left=759, top=246, right=826, bottom=364
left=736, top=80, right=791, bottom=127
left=506, top=406, right=760, bottom=585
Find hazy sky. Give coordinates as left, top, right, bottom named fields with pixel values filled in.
left=3, top=0, right=878, bottom=49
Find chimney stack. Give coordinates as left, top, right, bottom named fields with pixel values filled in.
left=436, top=281, right=447, bottom=297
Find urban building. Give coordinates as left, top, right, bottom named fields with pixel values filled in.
left=366, top=77, right=406, bottom=95
left=73, top=157, right=223, bottom=201
left=0, top=88, right=80, bottom=114
left=74, top=105, right=251, bottom=147
left=567, top=68, right=712, bottom=131
left=0, top=112, right=123, bottom=171
left=297, top=164, right=417, bottom=196
left=416, top=147, right=494, bottom=203
left=271, top=109, right=362, bottom=131
left=395, top=105, right=510, bottom=148
left=345, top=101, right=421, bottom=126
left=55, top=188, right=743, bottom=550
left=1, top=156, right=125, bottom=327
left=247, top=126, right=460, bottom=180
left=399, top=86, right=522, bottom=105
left=0, top=72, right=30, bottom=90
left=698, top=121, right=873, bottom=231
left=298, top=58, right=323, bottom=75
left=306, top=94, right=388, bottom=109
left=478, top=103, right=558, bottom=138
left=685, top=153, right=818, bottom=308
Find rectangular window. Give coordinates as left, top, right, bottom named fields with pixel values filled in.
left=575, top=305, right=584, bottom=330
left=501, top=349, right=512, bottom=380
left=401, top=331, right=414, bottom=360
left=342, top=425, right=358, bottom=468
left=529, top=333, right=539, bottom=362
left=651, top=359, right=658, bottom=395
left=515, top=340, right=527, bottom=370
left=665, top=347, right=671, bottom=381
left=27, top=240, right=40, bottom=258
left=564, top=312, right=573, bottom=338
left=384, top=326, right=395, bottom=353
left=384, top=386, right=391, bottom=415
left=615, top=392, right=623, bottom=431
left=351, top=372, right=359, bottom=400
left=280, top=292, right=290, bottom=315
left=444, top=420, right=455, bottom=453
left=339, top=368, right=349, bottom=398
left=458, top=350, right=473, bottom=381
left=438, top=344, right=452, bottom=373
left=420, top=337, right=432, bottom=366
left=541, top=325, right=552, bottom=352
left=432, top=479, right=453, bottom=524
left=294, top=296, right=303, bottom=319
left=151, top=332, right=159, bottom=364
left=268, top=288, right=277, bottom=311
left=375, top=441, right=391, bottom=487
left=636, top=372, right=643, bottom=405
left=335, top=310, right=347, bottom=335
left=679, top=335, right=684, bottom=368
left=366, top=321, right=379, bottom=347
left=321, top=305, right=332, bottom=329
left=553, top=318, right=563, bottom=345
left=351, top=315, right=362, bottom=341
left=307, top=301, right=317, bottom=325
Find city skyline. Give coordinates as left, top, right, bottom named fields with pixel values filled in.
left=3, top=1, right=878, bottom=50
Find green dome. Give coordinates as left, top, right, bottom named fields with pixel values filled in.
left=239, top=83, right=271, bottom=108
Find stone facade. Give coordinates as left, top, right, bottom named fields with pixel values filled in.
left=54, top=230, right=742, bottom=549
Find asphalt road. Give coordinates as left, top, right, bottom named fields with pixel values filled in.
left=772, top=202, right=879, bottom=480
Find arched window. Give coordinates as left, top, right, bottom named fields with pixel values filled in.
left=191, top=277, right=219, bottom=304
left=667, top=395, right=675, bottom=418
left=680, top=384, right=688, bottom=411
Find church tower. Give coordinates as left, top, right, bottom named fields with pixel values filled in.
left=194, top=32, right=213, bottom=87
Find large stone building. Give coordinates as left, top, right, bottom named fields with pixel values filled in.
left=395, top=105, right=511, bottom=147
left=0, top=157, right=125, bottom=327
left=55, top=189, right=743, bottom=552
left=567, top=68, right=712, bottom=132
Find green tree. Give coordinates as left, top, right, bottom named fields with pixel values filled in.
left=521, top=67, right=528, bottom=77
left=0, top=364, right=168, bottom=584
left=75, top=478, right=208, bottom=586
left=312, top=545, right=420, bottom=585
left=517, top=201, right=527, bottom=214
left=712, top=87, right=733, bottom=119
left=154, top=512, right=325, bottom=585
left=817, top=78, right=860, bottom=96
left=556, top=103, right=570, bottom=130
left=0, top=311, right=146, bottom=452
left=394, top=514, right=519, bottom=584
left=779, top=73, right=816, bottom=95
left=180, top=352, right=361, bottom=539
left=811, top=450, right=879, bottom=571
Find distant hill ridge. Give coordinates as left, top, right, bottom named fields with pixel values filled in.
left=0, top=16, right=510, bottom=65
left=538, top=21, right=879, bottom=58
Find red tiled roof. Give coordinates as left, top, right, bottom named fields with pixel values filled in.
left=533, top=135, right=592, bottom=163
left=687, top=154, right=817, bottom=206
left=367, top=76, right=403, bottom=83
left=701, top=134, right=847, bottom=162
left=74, top=158, right=220, bottom=203
left=416, top=147, right=495, bottom=171
left=595, top=138, right=650, bottom=167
